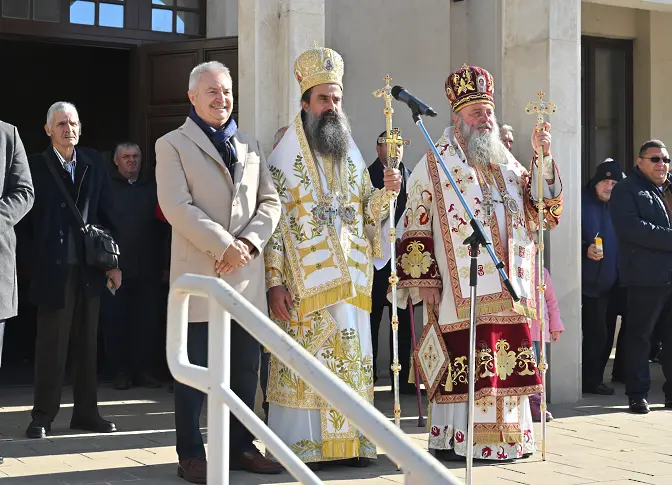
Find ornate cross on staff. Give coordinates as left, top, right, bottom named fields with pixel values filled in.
left=373, top=75, right=422, bottom=456
left=525, top=91, right=557, bottom=134
left=524, top=90, right=557, bottom=463
left=373, top=75, right=410, bottom=170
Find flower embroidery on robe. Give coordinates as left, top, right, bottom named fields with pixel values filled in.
left=400, top=241, right=433, bottom=278
left=494, top=340, right=518, bottom=380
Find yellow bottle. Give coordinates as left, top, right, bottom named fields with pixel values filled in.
left=594, top=236, right=603, bottom=259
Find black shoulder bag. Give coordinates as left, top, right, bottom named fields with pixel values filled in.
left=45, top=158, right=120, bottom=272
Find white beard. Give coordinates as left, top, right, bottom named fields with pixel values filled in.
left=460, top=121, right=509, bottom=167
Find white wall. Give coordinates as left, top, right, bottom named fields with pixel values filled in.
left=582, top=2, right=637, bottom=38
left=207, top=0, right=238, bottom=37
left=325, top=0, right=452, bottom=169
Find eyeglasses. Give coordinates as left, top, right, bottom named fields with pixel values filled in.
left=642, top=156, right=671, bottom=164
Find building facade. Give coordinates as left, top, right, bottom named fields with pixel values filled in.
left=2, top=0, right=670, bottom=403
left=235, top=0, right=672, bottom=404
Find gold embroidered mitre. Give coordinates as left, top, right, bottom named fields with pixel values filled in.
left=294, top=44, right=344, bottom=94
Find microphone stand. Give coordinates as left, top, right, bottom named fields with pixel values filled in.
left=404, top=102, right=519, bottom=485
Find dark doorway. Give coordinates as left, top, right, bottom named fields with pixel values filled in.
left=581, top=36, right=634, bottom=184
left=0, top=38, right=131, bottom=159
left=0, top=35, right=238, bottom=387
left=0, top=38, right=131, bottom=386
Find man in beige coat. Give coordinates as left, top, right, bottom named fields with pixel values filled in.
left=155, top=61, right=282, bottom=484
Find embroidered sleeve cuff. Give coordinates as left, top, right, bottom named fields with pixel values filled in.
left=531, top=154, right=555, bottom=182
left=525, top=160, right=563, bottom=230
left=396, top=232, right=442, bottom=286
left=265, top=268, right=284, bottom=290
left=370, top=188, right=394, bottom=221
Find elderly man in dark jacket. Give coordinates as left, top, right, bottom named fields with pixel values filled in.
left=101, top=143, right=163, bottom=390
left=610, top=139, right=672, bottom=414
left=0, top=121, right=35, bottom=465
left=581, top=159, right=625, bottom=396
left=26, top=102, right=121, bottom=438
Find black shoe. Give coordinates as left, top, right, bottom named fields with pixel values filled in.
left=70, top=416, right=117, bottom=433
left=665, top=399, right=672, bottom=409
left=583, top=382, right=615, bottom=395
left=434, top=449, right=465, bottom=462
left=113, top=372, right=131, bottom=390
left=629, top=398, right=650, bottom=414
left=26, top=420, right=50, bottom=439
left=134, top=370, right=161, bottom=389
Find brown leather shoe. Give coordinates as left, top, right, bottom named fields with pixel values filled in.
left=231, top=448, right=283, bottom=474
left=177, top=456, right=206, bottom=484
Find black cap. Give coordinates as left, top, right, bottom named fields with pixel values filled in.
left=590, top=158, right=625, bottom=187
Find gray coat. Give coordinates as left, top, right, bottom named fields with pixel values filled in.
left=0, top=121, right=34, bottom=319
left=156, top=118, right=281, bottom=322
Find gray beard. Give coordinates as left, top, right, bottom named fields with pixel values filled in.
left=304, top=109, right=351, bottom=162
left=459, top=120, right=509, bottom=167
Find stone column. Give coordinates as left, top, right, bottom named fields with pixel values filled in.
left=501, top=0, right=582, bottom=404
left=278, top=0, right=326, bottom=127
left=237, top=0, right=324, bottom=155
left=237, top=0, right=279, bottom=154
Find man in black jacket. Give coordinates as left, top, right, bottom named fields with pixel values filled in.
left=367, top=131, right=415, bottom=392
left=101, top=142, right=162, bottom=390
left=25, top=102, right=121, bottom=438
left=0, top=121, right=35, bottom=464
left=610, top=139, right=672, bottom=414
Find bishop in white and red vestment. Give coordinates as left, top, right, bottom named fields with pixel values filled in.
left=395, top=65, right=563, bottom=461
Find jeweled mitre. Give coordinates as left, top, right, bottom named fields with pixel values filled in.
left=294, top=44, right=344, bottom=94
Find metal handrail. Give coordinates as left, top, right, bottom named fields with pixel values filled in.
left=167, top=273, right=462, bottom=485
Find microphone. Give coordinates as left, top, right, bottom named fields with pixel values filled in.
left=391, top=86, right=438, bottom=117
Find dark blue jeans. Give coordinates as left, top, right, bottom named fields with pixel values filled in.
left=625, top=287, right=672, bottom=400
left=174, top=321, right=260, bottom=460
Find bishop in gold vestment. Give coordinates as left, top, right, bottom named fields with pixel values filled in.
left=396, top=65, right=563, bottom=462
left=264, top=45, right=402, bottom=466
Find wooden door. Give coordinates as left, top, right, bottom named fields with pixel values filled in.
left=131, top=36, right=238, bottom=168
left=581, top=36, right=633, bottom=184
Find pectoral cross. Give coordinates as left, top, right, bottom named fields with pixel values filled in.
left=373, top=75, right=410, bottom=170
left=482, top=194, right=494, bottom=219
left=325, top=205, right=338, bottom=226
left=312, top=199, right=339, bottom=232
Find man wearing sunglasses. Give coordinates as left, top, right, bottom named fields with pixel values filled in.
left=610, top=140, right=672, bottom=414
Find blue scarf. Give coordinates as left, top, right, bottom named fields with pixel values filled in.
left=189, top=107, right=238, bottom=173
